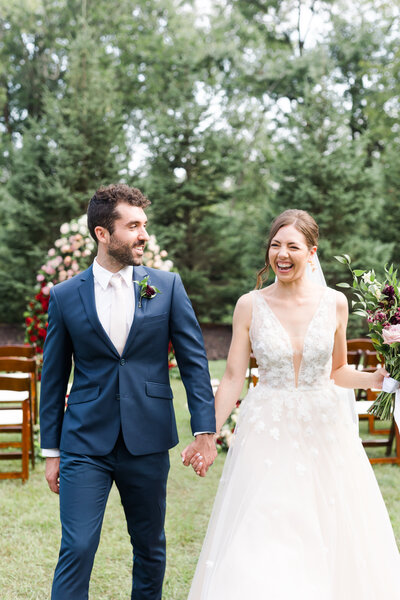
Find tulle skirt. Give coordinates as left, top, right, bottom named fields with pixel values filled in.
left=188, top=383, right=400, bottom=599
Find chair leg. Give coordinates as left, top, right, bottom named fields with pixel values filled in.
left=368, top=414, right=375, bottom=434
left=384, top=421, right=395, bottom=457
left=21, top=401, right=30, bottom=482
left=30, top=377, right=36, bottom=424
left=29, top=406, right=35, bottom=469
left=395, top=424, right=400, bottom=461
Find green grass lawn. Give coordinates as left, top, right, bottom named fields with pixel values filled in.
left=0, top=364, right=399, bottom=599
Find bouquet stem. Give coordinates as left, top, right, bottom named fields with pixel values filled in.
left=368, top=364, right=400, bottom=421
left=367, top=391, right=394, bottom=421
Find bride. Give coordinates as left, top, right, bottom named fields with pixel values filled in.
left=183, top=209, right=400, bottom=599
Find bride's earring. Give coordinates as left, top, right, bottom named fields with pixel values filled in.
left=308, top=257, right=316, bottom=273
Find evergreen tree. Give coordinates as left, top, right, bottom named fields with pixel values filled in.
left=379, top=141, right=400, bottom=267
left=0, top=121, right=70, bottom=322
left=272, top=90, right=392, bottom=276
left=0, top=21, right=127, bottom=322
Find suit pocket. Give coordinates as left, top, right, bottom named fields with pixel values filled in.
left=67, top=386, right=100, bottom=405
left=145, top=382, right=173, bottom=400
left=141, top=313, right=168, bottom=326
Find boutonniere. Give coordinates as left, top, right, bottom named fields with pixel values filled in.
left=134, top=275, right=161, bottom=308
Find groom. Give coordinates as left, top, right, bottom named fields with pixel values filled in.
left=40, top=183, right=217, bottom=600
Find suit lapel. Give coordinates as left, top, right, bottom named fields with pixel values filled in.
left=124, top=265, right=149, bottom=352
left=78, top=266, right=119, bottom=356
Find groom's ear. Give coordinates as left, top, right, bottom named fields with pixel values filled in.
left=94, top=225, right=110, bottom=245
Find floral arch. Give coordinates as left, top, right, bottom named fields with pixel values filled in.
left=24, top=215, right=174, bottom=367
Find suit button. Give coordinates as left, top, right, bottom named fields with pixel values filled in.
left=120, top=358, right=126, bottom=365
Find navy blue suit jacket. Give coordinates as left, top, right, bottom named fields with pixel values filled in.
left=40, top=264, right=216, bottom=456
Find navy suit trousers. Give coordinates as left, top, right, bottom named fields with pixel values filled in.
left=51, top=432, right=170, bottom=600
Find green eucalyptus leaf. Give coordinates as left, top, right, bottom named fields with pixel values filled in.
left=334, top=255, right=347, bottom=264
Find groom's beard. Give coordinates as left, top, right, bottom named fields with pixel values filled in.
left=108, top=237, right=145, bottom=266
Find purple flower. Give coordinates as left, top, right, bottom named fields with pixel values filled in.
left=372, top=311, right=386, bottom=323
left=390, top=308, right=400, bottom=325
left=144, top=284, right=156, bottom=298
left=382, top=285, right=396, bottom=306
left=134, top=276, right=161, bottom=307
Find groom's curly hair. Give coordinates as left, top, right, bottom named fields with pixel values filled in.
left=87, top=184, right=151, bottom=243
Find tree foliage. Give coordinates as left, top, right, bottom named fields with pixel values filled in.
left=0, top=0, right=399, bottom=330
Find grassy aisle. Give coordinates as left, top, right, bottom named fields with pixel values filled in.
left=0, top=365, right=399, bottom=599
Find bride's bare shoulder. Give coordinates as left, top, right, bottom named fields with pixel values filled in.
left=233, top=292, right=254, bottom=325
left=329, top=287, right=348, bottom=311
left=235, top=291, right=253, bottom=310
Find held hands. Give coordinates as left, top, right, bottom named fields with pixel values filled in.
left=181, top=433, right=217, bottom=477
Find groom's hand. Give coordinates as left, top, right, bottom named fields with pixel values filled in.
left=181, top=433, right=217, bottom=477
left=45, top=457, right=60, bottom=494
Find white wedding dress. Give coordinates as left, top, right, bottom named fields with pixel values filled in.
left=189, top=288, right=400, bottom=600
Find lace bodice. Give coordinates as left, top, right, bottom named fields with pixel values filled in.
left=250, top=288, right=336, bottom=391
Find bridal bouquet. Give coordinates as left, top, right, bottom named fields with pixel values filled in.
left=336, top=255, right=400, bottom=420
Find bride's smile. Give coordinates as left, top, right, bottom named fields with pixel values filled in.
left=268, top=224, right=316, bottom=281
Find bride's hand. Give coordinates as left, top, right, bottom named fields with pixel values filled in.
left=181, top=434, right=217, bottom=477
left=369, top=366, right=389, bottom=390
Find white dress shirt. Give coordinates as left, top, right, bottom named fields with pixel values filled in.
left=92, top=258, right=135, bottom=340
left=42, top=259, right=135, bottom=458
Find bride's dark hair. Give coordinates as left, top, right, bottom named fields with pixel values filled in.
left=256, top=209, right=319, bottom=289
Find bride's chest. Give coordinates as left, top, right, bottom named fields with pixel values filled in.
left=251, top=292, right=335, bottom=366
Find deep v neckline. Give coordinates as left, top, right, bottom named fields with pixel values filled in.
left=258, top=288, right=327, bottom=387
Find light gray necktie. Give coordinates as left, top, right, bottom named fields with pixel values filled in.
left=109, top=274, right=127, bottom=355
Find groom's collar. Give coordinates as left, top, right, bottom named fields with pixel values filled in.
left=92, top=258, right=133, bottom=290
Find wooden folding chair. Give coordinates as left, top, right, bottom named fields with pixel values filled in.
left=347, top=338, right=374, bottom=353
left=247, top=355, right=259, bottom=389
left=358, top=350, right=390, bottom=435
left=347, top=340, right=382, bottom=434
left=360, top=388, right=400, bottom=465
left=347, top=349, right=363, bottom=400
left=0, top=358, right=36, bottom=469
left=0, top=375, right=32, bottom=481
left=347, top=349, right=363, bottom=367
left=0, top=345, right=38, bottom=423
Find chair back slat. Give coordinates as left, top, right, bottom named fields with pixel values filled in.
left=0, top=345, right=35, bottom=358
left=347, top=338, right=374, bottom=352
left=0, top=357, right=36, bottom=373
left=0, top=376, right=31, bottom=392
